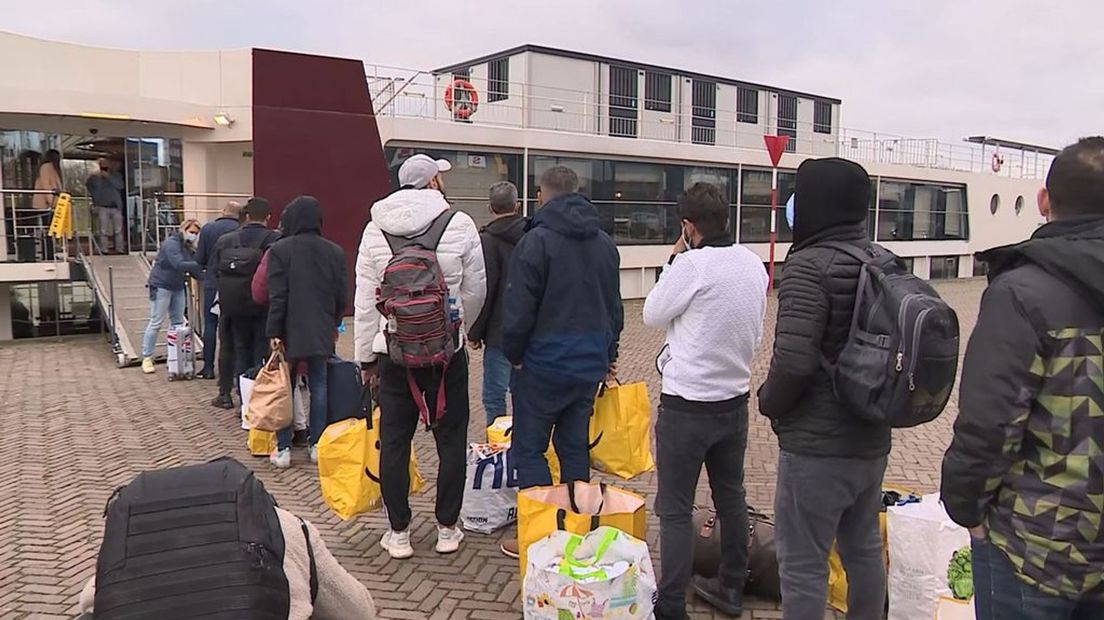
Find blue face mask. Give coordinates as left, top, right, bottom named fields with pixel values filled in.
left=785, top=194, right=796, bottom=229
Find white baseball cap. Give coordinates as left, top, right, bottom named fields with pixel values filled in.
left=398, top=154, right=452, bottom=189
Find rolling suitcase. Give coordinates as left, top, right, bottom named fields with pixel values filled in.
left=166, top=324, right=195, bottom=381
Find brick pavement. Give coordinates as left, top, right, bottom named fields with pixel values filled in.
left=0, top=279, right=987, bottom=619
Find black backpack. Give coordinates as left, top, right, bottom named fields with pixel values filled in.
left=218, top=231, right=274, bottom=317
left=326, top=357, right=371, bottom=425
left=820, top=242, right=960, bottom=428
left=94, top=458, right=312, bottom=620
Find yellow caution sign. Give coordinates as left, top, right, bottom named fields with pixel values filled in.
left=47, top=192, right=73, bottom=239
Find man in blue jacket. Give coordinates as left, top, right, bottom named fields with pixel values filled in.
left=502, top=164, right=623, bottom=493
left=194, top=201, right=241, bottom=380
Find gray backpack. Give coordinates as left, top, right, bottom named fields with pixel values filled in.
left=820, top=242, right=960, bottom=428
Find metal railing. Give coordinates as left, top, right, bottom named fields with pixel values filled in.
left=152, top=191, right=251, bottom=251
left=365, top=65, right=1053, bottom=180
left=0, top=189, right=99, bottom=263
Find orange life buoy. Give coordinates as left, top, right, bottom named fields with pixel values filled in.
left=445, top=79, right=479, bottom=120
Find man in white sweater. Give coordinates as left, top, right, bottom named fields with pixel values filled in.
left=643, top=182, right=768, bottom=620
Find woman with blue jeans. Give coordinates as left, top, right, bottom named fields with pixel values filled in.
left=141, top=220, right=202, bottom=373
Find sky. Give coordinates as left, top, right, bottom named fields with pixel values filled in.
left=4, top=0, right=1100, bottom=147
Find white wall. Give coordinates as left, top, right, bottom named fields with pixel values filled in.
left=527, top=54, right=600, bottom=134
left=181, top=141, right=253, bottom=220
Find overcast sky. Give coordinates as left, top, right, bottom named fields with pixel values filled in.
left=5, top=0, right=1099, bottom=147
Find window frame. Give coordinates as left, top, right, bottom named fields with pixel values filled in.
left=736, top=87, right=758, bottom=124
left=644, top=71, right=672, bottom=113
left=487, top=58, right=509, bottom=103
left=813, top=100, right=832, bottom=134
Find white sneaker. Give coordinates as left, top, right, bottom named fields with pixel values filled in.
left=269, top=448, right=291, bottom=469
left=141, top=357, right=156, bottom=374
left=381, top=530, right=413, bottom=559
left=309, top=445, right=319, bottom=464
left=435, top=525, right=464, bottom=554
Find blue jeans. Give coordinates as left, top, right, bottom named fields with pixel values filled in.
left=141, top=287, right=185, bottom=358
left=511, top=368, right=596, bottom=489
left=482, top=346, right=513, bottom=425
left=277, top=356, right=328, bottom=450
left=972, top=536, right=1104, bottom=620
left=201, top=287, right=218, bottom=369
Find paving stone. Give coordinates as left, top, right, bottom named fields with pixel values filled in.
left=0, top=279, right=987, bottom=618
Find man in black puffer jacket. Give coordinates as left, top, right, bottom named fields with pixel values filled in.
left=758, top=158, right=888, bottom=620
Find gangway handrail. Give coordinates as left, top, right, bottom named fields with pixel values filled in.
left=155, top=191, right=252, bottom=198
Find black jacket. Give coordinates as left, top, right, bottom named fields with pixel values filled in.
left=502, top=193, right=623, bottom=385
left=758, top=157, right=890, bottom=459
left=266, top=196, right=348, bottom=360
left=941, top=216, right=1104, bottom=599
left=468, top=214, right=527, bottom=349
left=195, top=216, right=239, bottom=291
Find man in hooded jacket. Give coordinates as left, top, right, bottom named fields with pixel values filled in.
left=758, top=157, right=888, bottom=620
left=502, top=165, right=623, bottom=491
left=354, top=154, right=486, bottom=560
left=941, top=137, right=1104, bottom=619
left=267, top=196, right=348, bottom=469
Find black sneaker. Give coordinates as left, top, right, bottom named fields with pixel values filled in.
left=198, top=367, right=215, bottom=380
left=292, top=429, right=310, bottom=447
left=692, top=575, right=744, bottom=617
left=210, top=394, right=235, bottom=410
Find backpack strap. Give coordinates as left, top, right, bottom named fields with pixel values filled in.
left=298, top=517, right=319, bottom=604
left=383, top=211, right=457, bottom=254
left=816, top=241, right=874, bottom=375
left=818, top=240, right=875, bottom=264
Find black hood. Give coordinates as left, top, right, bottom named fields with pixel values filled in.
left=482, top=214, right=528, bottom=245
left=980, top=215, right=1104, bottom=309
left=284, top=195, right=322, bottom=235
left=792, top=158, right=871, bottom=245
left=531, top=193, right=601, bottom=239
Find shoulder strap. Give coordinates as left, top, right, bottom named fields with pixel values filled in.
left=383, top=211, right=458, bottom=254
left=818, top=240, right=874, bottom=264
left=298, top=517, right=318, bottom=603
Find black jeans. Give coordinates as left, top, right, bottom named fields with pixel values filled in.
left=201, top=287, right=219, bottom=369
left=775, top=451, right=887, bottom=620
left=217, top=315, right=235, bottom=397
left=230, top=314, right=268, bottom=380
left=511, top=368, right=595, bottom=489
left=973, top=535, right=1104, bottom=620
left=654, top=395, right=750, bottom=617
left=378, top=351, right=470, bottom=532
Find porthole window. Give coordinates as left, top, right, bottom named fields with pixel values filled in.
left=989, top=194, right=1000, bottom=215
left=1015, top=195, right=1025, bottom=215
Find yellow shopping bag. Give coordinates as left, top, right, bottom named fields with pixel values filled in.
left=318, top=409, right=425, bottom=520
left=828, top=486, right=910, bottom=612
left=517, top=481, right=646, bottom=577
left=589, top=381, right=655, bottom=479
left=246, top=428, right=276, bottom=456
left=487, top=416, right=560, bottom=484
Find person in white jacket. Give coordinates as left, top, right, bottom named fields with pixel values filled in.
left=643, top=182, right=768, bottom=620
left=354, top=154, right=486, bottom=560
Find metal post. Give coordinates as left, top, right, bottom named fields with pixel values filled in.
left=108, top=265, right=117, bottom=346
left=768, top=167, right=778, bottom=292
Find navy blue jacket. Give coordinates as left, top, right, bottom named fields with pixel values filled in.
left=501, top=193, right=623, bottom=384
left=148, top=234, right=201, bottom=292
left=195, top=216, right=240, bottom=290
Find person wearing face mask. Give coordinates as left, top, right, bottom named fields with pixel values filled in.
left=141, top=219, right=203, bottom=374
left=643, top=183, right=768, bottom=619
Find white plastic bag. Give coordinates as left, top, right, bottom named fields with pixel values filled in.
left=460, top=443, right=517, bottom=534
left=887, top=493, right=971, bottom=620
left=239, top=374, right=254, bottom=431
left=933, top=596, right=976, bottom=620
left=293, top=375, right=309, bottom=432
left=523, top=526, right=656, bottom=620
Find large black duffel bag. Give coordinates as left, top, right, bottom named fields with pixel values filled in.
left=692, top=505, right=781, bottom=601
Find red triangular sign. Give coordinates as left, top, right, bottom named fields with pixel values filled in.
left=763, top=135, right=790, bottom=167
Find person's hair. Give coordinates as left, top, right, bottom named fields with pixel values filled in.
left=244, top=198, right=271, bottom=222
left=539, top=166, right=579, bottom=200
left=179, top=219, right=201, bottom=235
left=677, top=182, right=728, bottom=238
left=43, top=149, right=62, bottom=183
left=1046, top=136, right=1104, bottom=217
left=488, top=181, right=519, bottom=214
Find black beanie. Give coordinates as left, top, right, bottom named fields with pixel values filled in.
left=792, top=158, right=871, bottom=245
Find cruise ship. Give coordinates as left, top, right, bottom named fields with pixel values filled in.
left=0, top=32, right=1055, bottom=361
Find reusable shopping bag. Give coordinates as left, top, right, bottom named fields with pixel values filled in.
left=292, top=375, right=309, bottom=432
left=589, top=381, right=655, bottom=480
left=517, top=481, right=646, bottom=577
left=523, top=526, right=656, bottom=620
left=317, top=407, right=425, bottom=520
left=239, top=374, right=255, bottom=431
left=460, top=443, right=518, bottom=534
left=828, top=486, right=915, bottom=612
left=488, top=415, right=560, bottom=484
left=246, top=350, right=292, bottom=432
left=246, top=428, right=276, bottom=456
